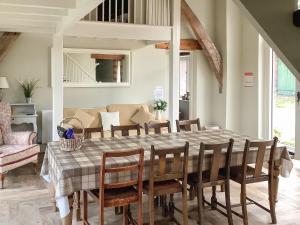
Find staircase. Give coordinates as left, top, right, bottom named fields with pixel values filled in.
left=233, top=0, right=300, bottom=80
left=63, top=53, right=97, bottom=83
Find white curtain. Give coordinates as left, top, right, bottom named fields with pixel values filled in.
left=146, top=0, right=171, bottom=26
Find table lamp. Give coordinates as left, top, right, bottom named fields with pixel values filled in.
left=0, top=77, right=9, bottom=101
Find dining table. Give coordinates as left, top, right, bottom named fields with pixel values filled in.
left=40, top=129, right=293, bottom=225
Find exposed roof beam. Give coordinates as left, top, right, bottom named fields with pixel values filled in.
left=57, top=0, right=104, bottom=34
left=0, top=5, right=68, bottom=16
left=0, top=0, right=76, bottom=9
left=0, top=32, right=20, bottom=63
left=64, top=21, right=172, bottom=41
left=182, top=0, right=223, bottom=92
left=155, top=39, right=202, bottom=50
left=0, top=13, right=63, bottom=22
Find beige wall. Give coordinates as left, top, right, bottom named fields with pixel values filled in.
left=0, top=33, right=52, bottom=112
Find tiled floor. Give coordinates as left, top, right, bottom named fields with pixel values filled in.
left=0, top=155, right=300, bottom=225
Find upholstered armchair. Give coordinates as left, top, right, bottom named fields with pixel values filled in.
left=0, top=102, right=40, bottom=188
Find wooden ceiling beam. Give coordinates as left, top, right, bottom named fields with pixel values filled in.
left=155, top=39, right=202, bottom=50
left=0, top=32, right=20, bottom=63
left=91, top=54, right=125, bottom=61
left=181, top=0, right=223, bottom=92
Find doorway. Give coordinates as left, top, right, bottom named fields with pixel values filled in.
left=179, top=52, right=193, bottom=120
left=272, top=53, right=296, bottom=153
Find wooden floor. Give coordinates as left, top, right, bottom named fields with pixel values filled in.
left=1, top=155, right=300, bottom=225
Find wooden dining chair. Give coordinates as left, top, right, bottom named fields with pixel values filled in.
left=176, top=118, right=201, bottom=132
left=143, top=142, right=189, bottom=225
left=188, top=139, right=234, bottom=225
left=144, top=121, right=171, bottom=135
left=111, top=124, right=141, bottom=137
left=72, top=127, right=104, bottom=221
left=74, top=127, right=104, bottom=139
left=83, top=148, right=144, bottom=225
left=230, top=137, right=278, bottom=225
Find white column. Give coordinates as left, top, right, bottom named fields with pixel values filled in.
left=295, top=81, right=300, bottom=159
left=169, top=0, right=180, bottom=130
left=51, top=34, right=64, bottom=141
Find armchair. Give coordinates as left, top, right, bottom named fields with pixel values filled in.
left=0, top=102, right=40, bottom=188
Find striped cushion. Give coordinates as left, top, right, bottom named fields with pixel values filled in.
left=0, top=144, right=40, bottom=173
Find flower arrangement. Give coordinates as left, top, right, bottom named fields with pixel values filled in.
left=18, top=78, right=39, bottom=103
left=153, top=99, right=167, bottom=111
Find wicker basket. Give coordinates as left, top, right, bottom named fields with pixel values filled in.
left=59, top=117, right=85, bottom=152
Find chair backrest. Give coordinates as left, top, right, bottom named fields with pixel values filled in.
left=111, top=124, right=141, bottom=137
left=144, top=121, right=171, bottom=135
left=149, top=142, right=189, bottom=187
left=241, top=137, right=278, bottom=179
left=99, top=148, right=144, bottom=197
left=176, top=118, right=201, bottom=132
left=73, top=127, right=104, bottom=139
left=198, top=139, right=234, bottom=183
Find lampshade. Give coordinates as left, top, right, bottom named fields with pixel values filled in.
left=0, top=77, right=9, bottom=89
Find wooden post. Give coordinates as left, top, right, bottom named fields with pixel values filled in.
left=0, top=32, right=20, bottom=64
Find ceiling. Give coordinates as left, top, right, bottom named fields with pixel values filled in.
left=0, top=0, right=104, bottom=34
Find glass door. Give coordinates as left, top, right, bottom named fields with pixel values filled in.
left=272, top=53, right=296, bottom=153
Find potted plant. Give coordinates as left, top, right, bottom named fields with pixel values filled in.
left=153, top=99, right=167, bottom=120
left=18, top=78, right=39, bottom=103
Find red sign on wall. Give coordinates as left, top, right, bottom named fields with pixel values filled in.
left=244, top=72, right=254, bottom=87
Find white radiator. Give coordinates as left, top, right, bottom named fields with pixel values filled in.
left=42, top=110, right=53, bottom=144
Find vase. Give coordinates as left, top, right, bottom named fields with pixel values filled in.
left=26, top=97, right=32, bottom=104
left=155, top=110, right=162, bottom=120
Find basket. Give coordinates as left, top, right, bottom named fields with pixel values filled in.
left=58, top=117, right=85, bottom=152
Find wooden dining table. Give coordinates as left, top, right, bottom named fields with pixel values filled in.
left=40, top=129, right=293, bottom=225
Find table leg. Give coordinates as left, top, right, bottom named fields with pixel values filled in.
left=62, top=195, right=74, bottom=225
left=75, top=191, right=82, bottom=221
left=49, top=182, right=57, bottom=212
left=273, top=162, right=281, bottom=203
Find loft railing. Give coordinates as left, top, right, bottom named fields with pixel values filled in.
left=82, top=0, right=171, bottom=26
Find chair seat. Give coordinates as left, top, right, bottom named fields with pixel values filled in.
left=143, top=179, right=182, bottom=196
left=188, top=171, right=226, bottom=186
left=89, top=186, right=139, bottom=207
left=230, top=166, right=269, bottom=183
left=0, top=144, right=40, bottom=173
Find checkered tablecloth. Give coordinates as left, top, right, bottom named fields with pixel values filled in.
left=41, top=129, right=292, bottom=198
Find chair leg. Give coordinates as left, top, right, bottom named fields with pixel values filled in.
left=211, top=186, right=217, bottom=210
left=241, top=184, right=249, bottom=225
left=149, top=194, right=155, bottom=225
left=0, top=173, right=5, bottom=189
left=224, top=181, right=233, bottom=225
left=83, top=191, right=89, bottom=225
left=189, top=183, right=196, bottom=200
left=197, top=186, right=204, bottom=225
left=182, top=188, right=188, bottom=225
left=33, top=160, right=39, bottom=175
left=169, top=194, right=175, bottom=220
left=220, top=184, right=225, bottom=192
left=137, top=193, right=143, bottom=225
left=76, top=191, right=81, bottom=221
left=162, top=195, right=168, bottom=217
left=268, top=179, right=277, bottom=224
left=123, top=205, right=129, bottom=225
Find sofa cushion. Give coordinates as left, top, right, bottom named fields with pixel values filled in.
left=68, top=109, right=95, bottom=129
left=107, top=104, right=149, bottom=125
left=64, top=107, right=107, bottom=128
left=100, top=112, right=120, bottom=131
left=0, top=144, right=40, bottom=173
left=131, top=107, right=155, bottom=128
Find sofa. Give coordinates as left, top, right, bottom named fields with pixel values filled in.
left=64, top=104, right=153, bottom=138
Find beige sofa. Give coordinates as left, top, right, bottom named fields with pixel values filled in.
left=64, top=104, right=150, bottom=138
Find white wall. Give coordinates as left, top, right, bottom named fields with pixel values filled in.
left=63, top=44, right=170, bottom=110
left=0, top=33, right=52, bottom=111
left=181, top=0, right=215, bottom=126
